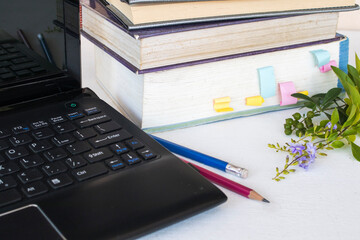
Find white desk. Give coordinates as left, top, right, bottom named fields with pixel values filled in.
left=81, top=33, right=360, bottom=240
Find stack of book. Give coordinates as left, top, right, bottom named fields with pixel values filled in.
left=80, top=0, right=359, bottom=133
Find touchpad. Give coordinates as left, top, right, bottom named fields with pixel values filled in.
left=0, top=205, right=64, bottom=239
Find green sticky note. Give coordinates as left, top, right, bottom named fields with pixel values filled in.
left=258, top=66, right=276, bottom=98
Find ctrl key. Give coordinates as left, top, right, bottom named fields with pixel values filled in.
left=0, top=189, right=21, bottom=207
left=72, top=163, right=108, bottom=182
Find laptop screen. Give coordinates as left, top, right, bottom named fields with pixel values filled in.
left=0, top=0, right=80, bottom=106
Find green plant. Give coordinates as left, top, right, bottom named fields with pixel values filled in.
left=269, top=54, right=360, bottom=181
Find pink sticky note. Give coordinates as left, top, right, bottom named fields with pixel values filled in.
left=319, top=60, right=337, bottom=73
left=279, top=82, right=297, bottom=106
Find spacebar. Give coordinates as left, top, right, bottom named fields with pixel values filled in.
left=72, top=163, right=108, bottom=182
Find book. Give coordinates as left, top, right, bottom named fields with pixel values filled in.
left=81, top=0, right=340, bottom=70
left=99, top=0, right=358, bottom=29
left=82, top=33, right=349, bottom=133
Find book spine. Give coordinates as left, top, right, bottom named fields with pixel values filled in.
left=337, top=36, right=349, bottom=88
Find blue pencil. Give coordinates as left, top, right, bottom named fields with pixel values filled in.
left=37, top=33, right=54, bottom=64
left=151, top=135, right=248, bottom=179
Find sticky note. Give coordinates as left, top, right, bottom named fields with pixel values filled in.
left=310, top=50, right=330, bottom=67
left=279, top=82, right=298, bottom=106
left=213, top=97, right=234, bottom=112
left=246, top=96, right=264, bottom=106
left=258, top=66, right=276, bottom=98
left=319, top=60, right=337, bottom=73
left=298, top=91, right=309, bottom=96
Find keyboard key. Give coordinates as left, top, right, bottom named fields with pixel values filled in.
left=48, top=173, right=73, bottom=189
left=121, top=152, right=141, bottom=166
left=1, top=44, right=12, bottom=49
left=83, top=148, right=113, bottom=163
left=67, top=111, right=84, bottom=120
left=9, top=134, right=32, bottom=146
left=30, top=66, right=46, bottom=73
left=75, top=114, right=111, bottom=128
left=17, top=169, right=43, bottom=184
left=0, top=72, right=15, bottom=80
left=32, top=128, right=54, bottom=140
left=5, top=147, right=29, bottom=160
left=49, top=116, right=67, bottom=124
left=9, top=62, right=39, bottom=71
left=22, top=181, right=48, bottom=198
left=12, top=125, right=30, bottom=134
left=125, top=138, right=144, bottom=150
left=29, top=140, right=53, bottom=153
left=105, top=158, right=125, bottom=170
left=0, top=52, right=24, bottom=61
left=65, top=156, right=87, bottom=169
left=0, top=129, right=10, bottom=139
left=72, top=163, right=108, bottom=182
left=11, top=57, right=31, bottom=64
left=137, top=148, right=157, bottom=160
left=84, top=107, right=101, bottom=116
left=15, top=69, right=31, bottom=77
left=0, top=189, right=21, bottom=207
left=0, top=67, right=9, bottom=74
left=52, top=134, right=75, bottom=146
left=0, top=155, right=5, bottom=163
left=43, top=148, right=68, bottom=161
left=0, top=61, right=11, bottom=67
left=66, top=142, right=91, bottom=155
left=31, top=120, right=49, bottom=129
left=54, top=122, right=76, bottom=134
left=6, top=47, right=18, bottom=53
left=0, top=176, right=17, bottom=191
left=42, top=162, right=67, bottom=176
left=0, top=49, right=6, bottom=55
left=0, top=162, right=20, bottom=176
left=94, top=121, right=121, bottom=134
left=73, top=128, right=97, bottom=141
left=19, top=155, right=44, bottom=169
left=88, top=130, right=132, bottom=149
left=110, top=143, right=129, bottom=155
left=0, top=140, right=9, bottom=151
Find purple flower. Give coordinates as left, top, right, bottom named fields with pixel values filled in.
left=325, top=122, right=337, bottom=130
left=290, top=143, right=305, bottom=155
left=306, top=142, right=317, bottom=158
left=297, top=155, right=315, bottom=170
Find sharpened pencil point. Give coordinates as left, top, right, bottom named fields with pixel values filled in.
left=262, top=198, right=270, bottom=203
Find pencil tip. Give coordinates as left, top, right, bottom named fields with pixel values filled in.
left=262, top=198, right=270, bottom=203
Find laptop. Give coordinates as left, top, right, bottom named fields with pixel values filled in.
left=0, top=0, right=227, bottom=239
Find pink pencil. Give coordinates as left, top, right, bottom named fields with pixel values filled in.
left=182, top=159, right=269, bottom=203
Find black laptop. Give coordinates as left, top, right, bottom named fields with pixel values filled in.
left=0, top=0, right=227, bottom=239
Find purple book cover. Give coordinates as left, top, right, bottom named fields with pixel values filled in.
left=82, top=29, right=343, bottom=74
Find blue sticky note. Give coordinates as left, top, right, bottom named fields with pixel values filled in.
left=310, top=50, right=330, bottom=67
left=258, top=66, right=276, bottom=98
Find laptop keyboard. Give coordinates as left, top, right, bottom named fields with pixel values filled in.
left=0, top=43, right=46, bottom=81
left=0, top=106, right=158, bottom=207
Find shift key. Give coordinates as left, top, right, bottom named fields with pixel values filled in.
left=72, top=163, right=108, bottom=182
left=88, top=130, right=132, bottom=148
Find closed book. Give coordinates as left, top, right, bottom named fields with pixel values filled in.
left=97, top=0, right=358, bottom=29
left=81, top=0, right=340, bottom=70
left=82, top=33, right=349, bottom=133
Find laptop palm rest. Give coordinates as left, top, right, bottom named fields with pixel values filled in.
left=0, top=205, right=64, bottom=239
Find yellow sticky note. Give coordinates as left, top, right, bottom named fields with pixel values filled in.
left=298, top=91, right=309, bottom=96
left=246, top=96, right=264, bottom=106
left=213, top=97, right=233, bottom=112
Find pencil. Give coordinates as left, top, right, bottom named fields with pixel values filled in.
left=183, top=159, right=269, bottom=203
left=151, top=135, right=248, bottom=178
left=37, top=33, right=54, bottom=64
left=17, top=29, right=32, bottom=49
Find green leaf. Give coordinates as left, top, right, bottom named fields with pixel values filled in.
left=322, top=88, right=343, bottom=107
left=331, top=108, right=339, bottom=125
left=342, top=104, right=356, bottom=129
left=331, top=141, right=345, bottom=148
left=327, top=132, right=338, bottom=142
left=332, top=66, right=353, bottom=95
left=304, top=102, right=316, bottom=109
left=291, top=93, right=314, bottom=102
left=320, top=120, right=329, bottom=127
left=351, top=142, right=360, bottom=162
left=343, top=127, right=358, bottom=137
left=348, top=83, right=360, bottom=108
left=347, top=135, right=356, bottom=142
left=348, top=65, right=360, bottom=88
left=356, top=53, right=360, bottom=73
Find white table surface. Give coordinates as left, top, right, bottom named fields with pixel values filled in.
left=81, top=31, right=360, bottom=240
